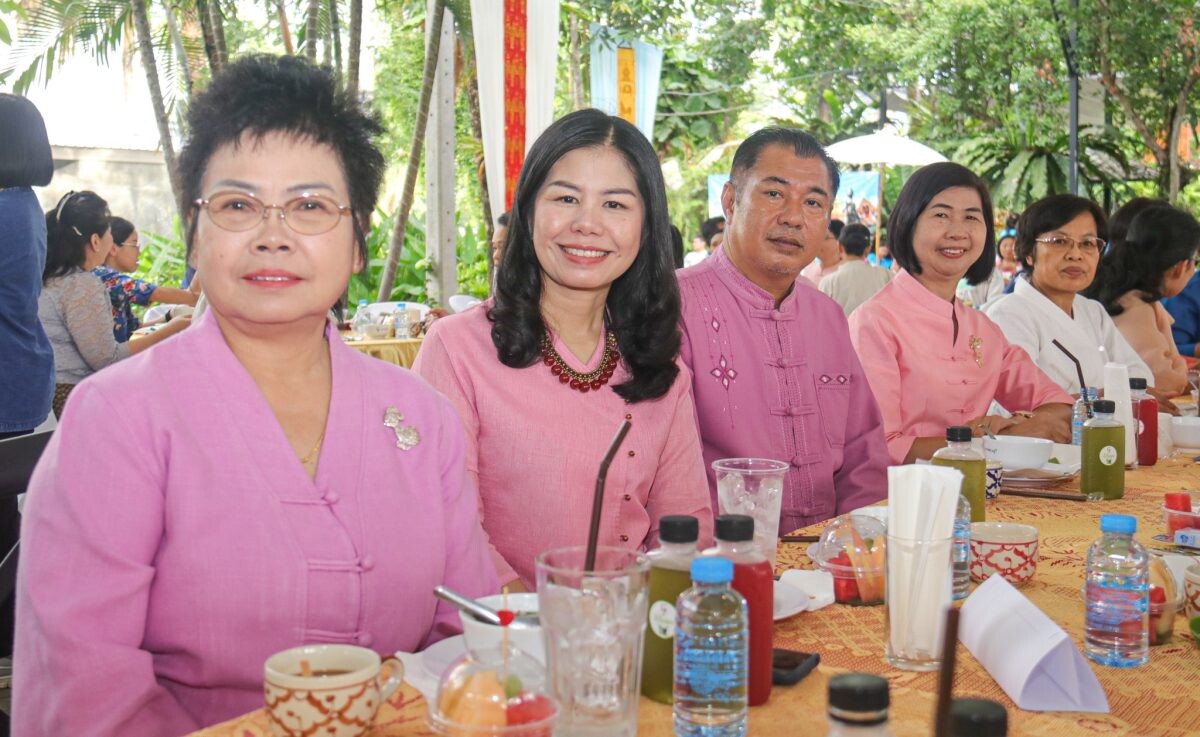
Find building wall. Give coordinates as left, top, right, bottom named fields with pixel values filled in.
left=40, top=146, right=177, bottom=241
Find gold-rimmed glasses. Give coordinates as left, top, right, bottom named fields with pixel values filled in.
left=1034, top=234, right=1105, bottom=254
left=194, top=191, right=353, bottom=235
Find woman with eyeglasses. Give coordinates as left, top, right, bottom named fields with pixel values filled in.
left=15, top=56, right=496, bottom=736
left=93, top=216, right=200, bottom=342
left=1085, top=203, right=1200, bottom=396
left=38, top=192, right=190, bottom=416
left=983, top=194, right=1154, bottom=397
left=848, top=163, right=1073, bottom=463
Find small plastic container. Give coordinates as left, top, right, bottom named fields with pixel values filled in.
left=1148, top=592, right=1181, bottom=646
left=813, top=515, right=887, bottom=606
left=1163, top=491, right=1200, bottom=537
left=428, top=645, right=557, bottom=736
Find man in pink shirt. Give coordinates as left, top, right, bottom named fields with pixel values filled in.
left=677, top=128, right=889, bottom=534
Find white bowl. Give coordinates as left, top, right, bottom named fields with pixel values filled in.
left=982, top=435, right=1054, bottom=470
left=1171, top=416, right=1200, bottom=449
left=457, top=593, right=544, bottom=662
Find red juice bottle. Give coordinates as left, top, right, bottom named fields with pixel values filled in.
left=1130, top=377, right=1157, bottom=467
left=701, top=514, right=773, bottom=706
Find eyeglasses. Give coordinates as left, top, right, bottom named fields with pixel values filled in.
left=194, top=191, right=353, bottom=235
left=117, top=240, right=140, bottom=249
left=1034, top=235, right=1105, bottom=254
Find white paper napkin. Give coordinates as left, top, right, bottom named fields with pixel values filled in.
left=396, top=650, right=439, bottom=702
left=779, top=569, right=835, bottom=611
left=960, top=575, right=1109, bottom=712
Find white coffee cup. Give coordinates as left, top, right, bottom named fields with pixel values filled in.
left=264, top=644, right=404, bottom=737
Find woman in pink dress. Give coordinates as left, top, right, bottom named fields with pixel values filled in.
left=849, top=163, right=1072, bottom=463
left=14, top=55, right=496, bottom=736
left=415, top=110, right=713, bottom=590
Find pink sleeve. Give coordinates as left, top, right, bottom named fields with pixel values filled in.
left=848, top=310, right=915, bottom=464
left=645, top=369, right=714, bottom=549
left=994, top=340, right=1073, bottom=411
left=412, top=326, right=521, bottom=587
left=14, top=383, right=198, bottom=737
left=423, top=395, right=501, bottom=646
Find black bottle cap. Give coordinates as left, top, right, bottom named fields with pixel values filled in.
left=1092, top=398, right=1116, bottom=414
left=659, top=515, right=699, bottom=543
left=828, top=672, right=889, bottom=713
left=1129, top=377, right=1148, bottom=390
left=950, top=698, right=1007, bottom=737
left=714, top=514, right=754, bottom=542
left=946, top=425, right=972, bottom=442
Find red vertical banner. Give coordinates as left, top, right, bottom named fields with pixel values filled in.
left=503, top=0, right=527, bottom=210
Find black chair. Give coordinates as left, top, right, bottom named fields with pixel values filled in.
left=0, top=429, right=53, bottom=609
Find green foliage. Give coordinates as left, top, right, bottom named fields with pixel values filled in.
left=0, top=1, right=131, bottom=92
left=132, top=219, right=190, bottom=289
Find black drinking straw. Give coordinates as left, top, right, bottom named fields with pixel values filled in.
left=585, top=420, right=632, bottom=572
left=1051, top=339, right=1087, bottom=394
left=933, top=606, right=961, bottom=737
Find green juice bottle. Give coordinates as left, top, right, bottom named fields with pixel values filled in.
left=1082, top=399, right=1125, bottom=501
left=641, top=515, right=700, bottom=704
left=931, top=426, right=987, bottom=522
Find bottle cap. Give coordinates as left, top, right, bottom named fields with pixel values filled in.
left=950, top=698, right=1007, bottom=737
left=690, top=556, right=733, bottom=584
left=1100, top=513, right=1136, bottom=535
left=828, top=672, right=889, bottom=713
left=358, top=298, right=368, bottom=305
left=946, top=426, right=972, bottom=442
left=659, top=515, right=699, bottom=544
left=714, top=514, right=755, bottom=542
left=1091, top=398, right=1116, bottom=414
left=1129, top=377, right=1148, bottom=390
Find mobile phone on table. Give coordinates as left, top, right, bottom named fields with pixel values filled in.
left=772, top=648, right=820, bottom=685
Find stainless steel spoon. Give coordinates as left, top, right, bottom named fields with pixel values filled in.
left=433, top=585, right=539, bottom=626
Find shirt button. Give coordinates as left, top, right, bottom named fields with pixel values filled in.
left=777, top=358, right=789, bottom=368
left=628, top=450, right=636, bottom=457
left=360, top=555, right=376, bottom=571
left=620, top=534, right=629, bottom=542
left=625, top=413, right=632, bottom=420
left=623, top=494, right=632, bottom=501
left=357, top=632, right=374, bottom=647
left=324, top=491, right=340, bottom=504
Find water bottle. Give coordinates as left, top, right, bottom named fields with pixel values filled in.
left=674, top=557, right=747, bottom=737
left=931, top=426, right=986, bottom=522
left=827, top=673, right=892, bottom=736
left=1084, top=514, right=1149, bottom=668
left=1071, top=387, right=1097, bottom=446
left=952, top=494, right=971, bottom=600
left=949, top=698, right=1007, bottom=736
left=391, top=302, right=409, bottom=338
left=351, top=298, right=370, bottom=338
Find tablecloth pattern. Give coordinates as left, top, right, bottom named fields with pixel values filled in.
left=192, top=455, right=1200, bottom=737
left=341, top=336, right=424, bottom=369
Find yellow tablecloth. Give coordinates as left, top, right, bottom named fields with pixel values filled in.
left=192, top=455, right=1200, bottom=737
left=341, top=335, right=424, bottom=369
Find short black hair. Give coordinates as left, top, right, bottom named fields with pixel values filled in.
left=1087, top=204, right=1200, bottom=313
left=887, top=162, right=996, bottom=286
left=0, top=93, right=53, bottom=188
left=178, top=54, right=385, bottom=264
left=1106, top=197, right=1162, bottom=247
left=829, top=218, right=845, bottom=238
left=699, top=216, right=724, bottom=246
left=1014, top=194, right=1108, bottom=269
left=109, top=216, right=136, bottom=247
left=730, top=127, right=840, bottom=201
left=44, top=191, right=110, bottom=282
left=838, top=223, right=872, bottom=257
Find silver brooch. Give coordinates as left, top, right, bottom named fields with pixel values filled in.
left=383, top=406, right=421, bottom=450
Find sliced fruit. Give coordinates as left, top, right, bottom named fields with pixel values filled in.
left=442, top=671, right=507, bottom=727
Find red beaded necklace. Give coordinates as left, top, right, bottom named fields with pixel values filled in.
left=540, top=330, right=620, bottom=393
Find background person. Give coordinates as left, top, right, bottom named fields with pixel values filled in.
left=95, top=216, right=200, bottom=341
left=1163, top=270, right=1200, bottom=360
left=416, top=109, right=713, bottom=590
left=819, top=222, right=893, bottom=317
left=849, top=162, right=1072, bottom=463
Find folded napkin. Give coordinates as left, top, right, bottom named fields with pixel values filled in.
left=960, top=575, right=1108, bottom=712
left=396, top=650, right=440, bottom=703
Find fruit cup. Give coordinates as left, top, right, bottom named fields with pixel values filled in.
left=428, top=645, right=557, bottom=737
left=813, top=514, right=886, bottom=606
left=1148, top=585, right=1181, bottom=646
left=1163, top=491, right=1200, bottom=538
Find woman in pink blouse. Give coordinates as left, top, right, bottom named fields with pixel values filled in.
left=14, top=56, right=496, bottom=736
left=415, top=109, right=713, bottom=590
left=1085, top=203, right=1199, bottom=396
left=849, top=163, right=1072, bottom=463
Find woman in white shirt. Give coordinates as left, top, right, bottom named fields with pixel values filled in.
left=984, top=194, right=1153, bottom=397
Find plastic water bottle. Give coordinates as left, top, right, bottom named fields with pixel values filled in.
left=351, top=299, right=370, bottom=338
left=952, top=494, right=971, bottom=600
left=1071, top=387, right=1097, bottom=446
left=674, top=557, right=747, bottom=737
left=391, top=302, right=409, bottom=338
left=1084, top=514, right=1149, bottom=668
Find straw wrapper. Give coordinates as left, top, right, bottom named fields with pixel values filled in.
left=887, top=465, right=962, bottom=666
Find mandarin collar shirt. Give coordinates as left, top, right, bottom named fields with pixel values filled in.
left=849, top=270, right=1073, bottom=463
left=677, top=247, right=889, bottom=535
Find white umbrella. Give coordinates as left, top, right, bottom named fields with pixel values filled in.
left=825, top=130, right=948, bottom=251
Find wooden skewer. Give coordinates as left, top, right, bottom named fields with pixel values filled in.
left=300, top=659, right=313, bottom=678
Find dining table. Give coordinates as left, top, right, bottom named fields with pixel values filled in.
left=340, top=332, right=424, bottom=369
left=191, top=453, right=1199, bottom=737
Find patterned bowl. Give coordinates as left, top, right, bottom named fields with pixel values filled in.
left=969, top=522, right=1039, bottom=586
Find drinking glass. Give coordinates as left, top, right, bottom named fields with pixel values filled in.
left=535, top=547, right=649, bottom=737
left=885, top=535, right=954, bottom=671
left=712, top=458, right=788, bottom=569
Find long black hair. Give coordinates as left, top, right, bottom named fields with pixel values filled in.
left=489, top=108, right=681, bottom=403
left=1085, top=204, right=1200, bottom=315
left=887, top=162, right=996, bottom=286
left=43, top=190, right=110, bottom=282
